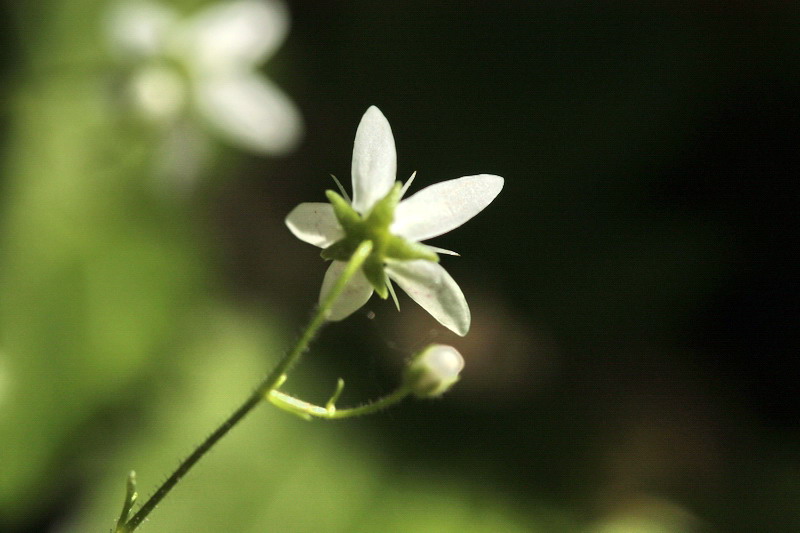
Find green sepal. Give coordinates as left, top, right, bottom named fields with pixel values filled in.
left=365, top=182, right=402, bottom=228
left=326, top=189, right=361, bottom=232
left=363, top=256, right=388, bottom=298
left=385, top=235, right=439, bottom=262
left=321, top=239, right=357, bottom=261
left=321, top=182, right=434, bottom=280
left=321, top=191, right=366, bottom=261
left=385, top=275, right=401, bottom=311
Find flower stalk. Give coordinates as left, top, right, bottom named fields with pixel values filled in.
left=267, top=385, right=412, bottom=420
left=113, top=105, right=501, bottom=531
left=116, top=241, right=373, bottom=532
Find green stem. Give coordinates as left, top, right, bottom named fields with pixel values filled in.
left=267, top=386, right=412, bottom=420
left=119, top=241, right=373, bottom=532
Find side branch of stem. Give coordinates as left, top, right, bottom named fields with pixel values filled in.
left=267, top=386, right=411, bottom=420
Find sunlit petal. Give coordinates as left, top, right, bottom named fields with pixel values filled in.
left=285, top=203, right=343, bottom=248
left=351, top=106, right=397, bottom=214
left=320, top=261, right=374, bottom=321
left=176, top=0, right=288, bottom=72
left=195, top=74, right=302, bottom=154
left=391, top=174, right=504, bottom=242
left=385, top=260, right=470, bottom=336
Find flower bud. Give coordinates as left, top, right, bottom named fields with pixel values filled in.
left=404, top=344, right=464, bottom=398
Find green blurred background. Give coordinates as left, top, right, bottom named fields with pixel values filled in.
left=2, top=1, right=799, bottom=531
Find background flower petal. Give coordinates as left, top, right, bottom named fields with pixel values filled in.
left=319, top=261, right=374, bottom=321
left=106, top=0, right=176, bottom=58
left=351, top=106, right=397, bottom=214
left=285, top=203, right=343, bottom=248
left=195, top=74, right=302, bottom=154
left=391, top=174, right=504, bottom=242
left=176, top=0, right=288, bottom=72
left=385, top=260, right=470, bottom=336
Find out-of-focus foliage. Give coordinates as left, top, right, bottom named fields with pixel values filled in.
left=0, top=0, right=202, bottom=520
left=2, top=1, right=800, bottom=532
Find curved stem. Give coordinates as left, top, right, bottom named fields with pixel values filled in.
left=267, top=386, right=411, bottom=420
left=120, top=241, right=373, bottom=532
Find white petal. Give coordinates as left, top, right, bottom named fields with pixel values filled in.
left=195, top=74, right=302, bottom=154
left=176, top=0, right=288, bottom=72
left=107, top=0, right=176, bottom=58
left=385, top=260, right=470, bottom=336
left=351, top=106, right=397, bottom=214
left=319, top=261, right=374, bottom=321
left=391, top=175, right=504, bottom=242
left=285, top=203, right=343, bottom=248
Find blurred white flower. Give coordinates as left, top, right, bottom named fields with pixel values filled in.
left=107, top=0, right=302, bottom=155
left=286, top=106, right=503, bottom=336
left=404, top=344, right=465, bottom=397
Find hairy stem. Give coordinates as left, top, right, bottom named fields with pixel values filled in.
left=267, top=386, right=411, bottom=420
left=119, top=241, right=373, bottom=532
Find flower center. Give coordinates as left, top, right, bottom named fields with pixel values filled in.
left=321, top=183, right=437, bottom=298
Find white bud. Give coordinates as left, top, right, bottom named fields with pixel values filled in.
left=405, top=344, right=464, bottom=398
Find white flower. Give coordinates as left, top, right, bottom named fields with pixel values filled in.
left=107, top=0, right=302, bottom=154
left=404, top=344, right=465, bottom=398
left=286, top=106, right=503, bottom=336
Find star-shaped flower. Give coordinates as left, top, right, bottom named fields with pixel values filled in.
left=107, top=0, right=302, bottom=154
left=286, top=106, right=503, bottom=336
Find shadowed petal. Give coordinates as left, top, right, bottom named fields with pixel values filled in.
left=391, top=174, right=504, bottom=242
left=351, top=106, right=397, bottom=214
left=385, top=260, right=470, bottom=336
left=177, top=0, right=288, bottom=72
left=195, top=74, right=302, bottom=154
left=320, top=261, right=374, bottom=321
left=285, top=203, right=343, bottom=248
